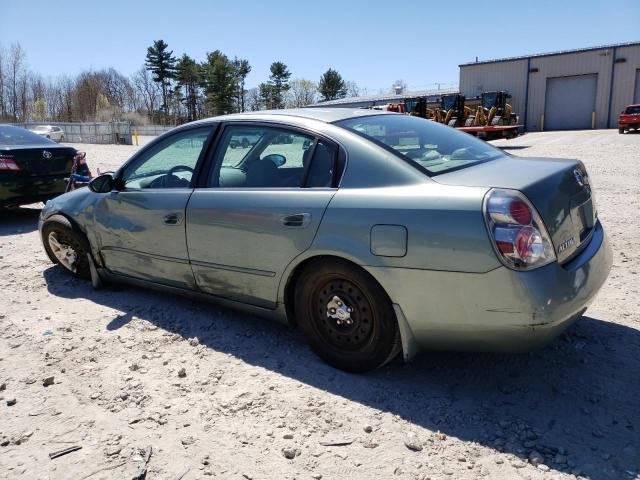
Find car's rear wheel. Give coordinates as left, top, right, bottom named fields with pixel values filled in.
left=42, top=215, right=90, bottom=279
left=294, top=259, right=401, bottom=372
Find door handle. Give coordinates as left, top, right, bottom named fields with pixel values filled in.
left=281, top=213, right=311, bottom=228
left=163, top=213, right=183, bottom=225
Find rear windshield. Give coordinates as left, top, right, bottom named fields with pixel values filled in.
left=336, top=114, right=506, bottom=175
left=0, top=125, right=56, bottom=146
left=625, top=105, right=640, bottom=115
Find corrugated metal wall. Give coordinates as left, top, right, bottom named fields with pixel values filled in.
left=460, top=60, right=528, bottom=126
left=609, top=45, right=640, bottom=125
left=527, top=49, right=612, bottom=131
left=459, top=44, right=640, bottom=131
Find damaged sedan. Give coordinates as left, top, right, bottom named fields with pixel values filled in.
left=39, top=109, right=612, bottom=372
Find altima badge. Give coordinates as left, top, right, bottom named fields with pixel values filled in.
left=557, top=237, right=576, bottom=253
left=42, top=150, right=52, bottom=159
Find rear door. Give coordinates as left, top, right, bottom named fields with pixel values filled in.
left=186, top=123, right=340, bottom=308
left=93, top=125, right=215, bottom=289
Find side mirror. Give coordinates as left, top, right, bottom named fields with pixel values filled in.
left=263, top=154, right=286, bottom=167
left=89, top=173, right=115, bottom=193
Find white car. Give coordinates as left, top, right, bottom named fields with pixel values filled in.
left=31, top=125, right=65, bottom=142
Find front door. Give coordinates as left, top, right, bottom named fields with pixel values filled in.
left=186, top=123, right=340, bottom=308
left=94, top=126, right=214, bottom=288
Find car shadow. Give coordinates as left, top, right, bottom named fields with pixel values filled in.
left=43, top=266, right=639, bottom=480
left=496, top=145, right=530, bottom=150
left=0, top=206, right=41, bottom=236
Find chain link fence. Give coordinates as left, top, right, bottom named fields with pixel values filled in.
left=12, top=121, right=133, bottom=144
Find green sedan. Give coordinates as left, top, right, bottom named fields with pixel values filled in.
left=39, top=109, right=612, bottom=372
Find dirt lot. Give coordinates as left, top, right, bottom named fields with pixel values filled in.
left=1, top=129, right=639, bottom=480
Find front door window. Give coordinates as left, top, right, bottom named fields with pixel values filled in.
left=122, top=127, right=211, bottom=189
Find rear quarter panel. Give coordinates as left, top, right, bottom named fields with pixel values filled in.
left=307, top=183, right=499, bottom=273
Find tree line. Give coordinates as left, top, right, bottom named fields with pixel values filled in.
left=0, top=40, right=364, bottom=125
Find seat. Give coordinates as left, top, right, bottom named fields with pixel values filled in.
left=245, top=159, right=281, bottom=187
left=306, top=143, right=334, bottom=187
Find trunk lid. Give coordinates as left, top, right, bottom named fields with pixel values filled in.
left=432, top=156, right=596, bottom=264
left=0, top=146, right=76, bottom=178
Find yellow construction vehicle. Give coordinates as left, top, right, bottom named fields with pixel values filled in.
left=436, top=94, right=473, bottom=127
left=392, top=91, right=521, bottom=140
left=472, top=91, right=518, bottom=126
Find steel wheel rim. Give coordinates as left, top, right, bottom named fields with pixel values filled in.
left=312, top=278, right=374, bottom=351
left=48, top=232, right=77, bottom=272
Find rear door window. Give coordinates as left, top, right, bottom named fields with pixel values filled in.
left=210, top=125, right=338, bottom=188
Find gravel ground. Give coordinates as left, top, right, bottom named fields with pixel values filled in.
left=0, top=129, right=639, bottom=480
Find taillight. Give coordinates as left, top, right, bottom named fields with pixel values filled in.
left=0, top=157, right=21, bottom=171
left=483, top=188, right=555, bottom=270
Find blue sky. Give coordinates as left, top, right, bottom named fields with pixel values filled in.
left=3, top=0, right=639, bottom=93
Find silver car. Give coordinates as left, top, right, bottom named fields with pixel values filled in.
left=31, top=125, right=65, bottom=142
left=39, top=109, right=612, bottom=372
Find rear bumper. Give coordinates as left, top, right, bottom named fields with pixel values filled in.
left=0, top=176, right=68, bottom=206
left=618, top=118, right=640, bottom=128
left=366, top=220, right=612, bottom=353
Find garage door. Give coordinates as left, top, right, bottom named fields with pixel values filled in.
left=544, top=74, right=597, bottom=130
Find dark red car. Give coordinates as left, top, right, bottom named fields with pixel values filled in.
left=618, top=104, right=640, bottom=134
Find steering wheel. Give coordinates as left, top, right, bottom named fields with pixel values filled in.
left=158, top=165, right=194, bottom=188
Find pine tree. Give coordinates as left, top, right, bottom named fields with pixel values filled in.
left=259, top=82, right=273, bottom=109
left=201, top=50, right=236, bottom=116
left=145, top=40, right=177, bottom=120
left=267, top=61, right=291, bottom=109
left=233, top=58, right=251, bottom=112
left=176, top=54, right=201, bottom=121
left=319, top=69, right=347, bottom=102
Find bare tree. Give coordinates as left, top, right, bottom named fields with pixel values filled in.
left=7, top=43, right=27, bottom=120
left=345, top=81, right=362, bottom=98
left=246, top=87, right=262, bottom=111
left=59, top=75, right=75, bottom=122
left=0, top=44, right=6, bottom=119
left=44, top=78, right=63, bottom=120
left=132, top=66, right=160, bottom=123
left=286, top=78, right=317, bottom=107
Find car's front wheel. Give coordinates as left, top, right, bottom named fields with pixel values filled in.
left=42, top=215, right=90, bottom=279
left=294, top=259, right=401, bottom=372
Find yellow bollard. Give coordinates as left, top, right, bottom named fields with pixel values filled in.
left=540, top=114, right=544, bottom=131
left=591, top=112, right=596, bottom=129
left=134, top=129, right=139, bottom=146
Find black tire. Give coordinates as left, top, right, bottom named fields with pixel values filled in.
left=619, top=128, right=625, bottom=134
left=60, top=135, right=64, bottom=142
left=294, top=258, right=401, bottom=372
left=42, top=215, right=91, bottom=279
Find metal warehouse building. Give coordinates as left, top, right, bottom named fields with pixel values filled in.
left=460, top=42, right=640, bottom=131
left=307, top=87, right=458, bottom=109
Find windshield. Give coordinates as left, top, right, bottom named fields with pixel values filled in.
left=483, top=92, right=498, bottom=109
left=336, top=114, right=506, bottom=175
left=0, top=125, right=56, bottom=146
left=625, top=105, right=640, bottom=115
left=442, top=96, right=457, bottom=111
